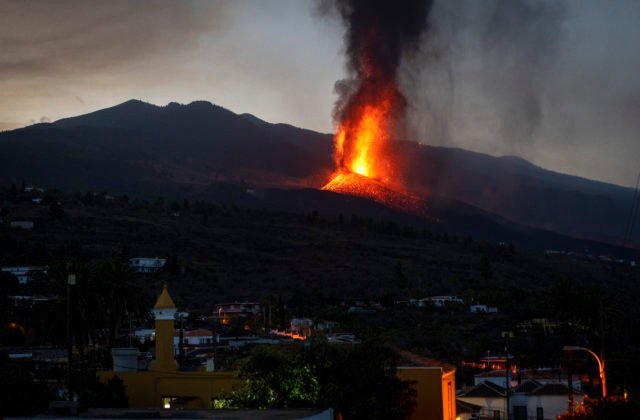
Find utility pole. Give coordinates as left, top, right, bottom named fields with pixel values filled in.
left=67, top=272, right=76, bottom=402
left=567, top=352, right=574, bottom=411
left=505, top=347, right=510, bottom=420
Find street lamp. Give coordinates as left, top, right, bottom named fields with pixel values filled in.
left=563, top=345, right=606, bottom=398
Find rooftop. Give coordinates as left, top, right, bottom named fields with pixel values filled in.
left=154, top=284, right=176, bottom=310
left=458, top=381, right=506, bottom=398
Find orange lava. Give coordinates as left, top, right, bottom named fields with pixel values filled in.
left=322, top=91, right=423, bottom=212
left=271, top=330, right=307, bottom=341
left=322, top=172, right=423, bottom=214
left=332, top=89, right=395, bottom=182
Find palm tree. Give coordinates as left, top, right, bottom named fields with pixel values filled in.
left=96, top=259, right=149, bottom=354
left=35, top=260, right=102, bottom=358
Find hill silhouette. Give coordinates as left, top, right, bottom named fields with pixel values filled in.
left=0, top=99, right=637, bottom=249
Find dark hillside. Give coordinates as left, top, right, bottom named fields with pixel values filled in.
left=1, top=99, right=638, bottom=247
left=2, top=186, right=639, bottom=380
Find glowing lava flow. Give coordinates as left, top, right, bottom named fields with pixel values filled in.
left=322, top=92, right=417, bottom=210
left=331, top=92, right=394, bottom=182
left=321, top=100, right=426, bottom=214
left=320, top=0, right=433, bottom=214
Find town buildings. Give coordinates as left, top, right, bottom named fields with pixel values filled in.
left=99, top=285, right=457, bottom=419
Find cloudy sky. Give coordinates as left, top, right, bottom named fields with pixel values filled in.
left=1, top=0, right=639, bottom=187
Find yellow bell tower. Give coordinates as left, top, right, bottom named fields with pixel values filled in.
left=149, top=284, right=178, bottom=372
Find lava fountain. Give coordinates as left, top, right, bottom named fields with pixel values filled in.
left=320, top=0, right=434, bottom=211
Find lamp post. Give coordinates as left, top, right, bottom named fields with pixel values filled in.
left=563, top=345, right=606, bottom=398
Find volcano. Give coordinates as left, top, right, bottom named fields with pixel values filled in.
left=321, top=0, right=434, bottom=209
left=322, top=172, right=425, bottom=214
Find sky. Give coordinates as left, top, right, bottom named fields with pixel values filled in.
left=1, top=0, right=639, bottom=187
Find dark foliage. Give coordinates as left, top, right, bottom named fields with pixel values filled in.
left=0, top=361, right=50, bottom=417
left=73, top=370, right=128, bottom=411
left=558, top=396, right=640, bottom=420
left=229, top=341, right=416, bottom=420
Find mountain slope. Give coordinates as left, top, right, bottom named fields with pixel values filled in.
left=2, top=100, right=333, bottom=193
left=394, top=141, right=636, bottom=245
left=0, top=99, right=637, bottom=248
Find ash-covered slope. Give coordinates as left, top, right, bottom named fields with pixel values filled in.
left=322, top=172, right=426, bottom=215
left=0, top=100, right=333, bottom=194
left=1, top=99, right=638, bottom=247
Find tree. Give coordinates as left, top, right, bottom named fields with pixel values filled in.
left=480, top=256, right=493, bottom=280
left=0, top=271, right=19, bottom=321
left=35, top=260, right=102, bottom=355
left=0, top=361, right=50, bottom=417
left=227, top=341, right=416, bottom=420
left=73, top=370, right=128, bottom=411
left=305, top=341, right=416, bottom=420
left=558, top=396, right=640, bottom=420
left=229, top=346, right=319, bottom=408
left=96, top=260, right=148, bottom=354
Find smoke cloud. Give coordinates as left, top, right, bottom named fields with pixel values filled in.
left=406, top=1, right=567, bottom=153
left=322, top=0, right=434, bottom=128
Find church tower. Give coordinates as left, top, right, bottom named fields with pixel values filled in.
left=149, top=284, right=178, bottom=372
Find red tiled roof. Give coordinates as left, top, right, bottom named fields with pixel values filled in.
left=398, top=350, right=456, bottom=372
left=173, top=329, right=212, bottom=337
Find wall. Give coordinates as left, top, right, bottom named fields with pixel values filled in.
left=398, top=367, right=456, bottom=420
left=97, top=370, right=240, bottom=409
left=457, top=396, right=506, bottom=419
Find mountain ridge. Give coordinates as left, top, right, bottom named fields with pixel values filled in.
left=0, top=99, right=637, bottom=248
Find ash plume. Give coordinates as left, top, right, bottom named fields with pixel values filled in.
left=408, top=0, right=567, bottom=152
left=320, top=0, right=435, bottom=137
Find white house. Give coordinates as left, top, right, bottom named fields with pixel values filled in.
left=470, top=304, right=498, bottom=313
left=10, top=220, right=34, bottom=229
left=214, top=302, right=262, bottom=319
left=129, top=257, right=166, bottom=273
left=134, top=328, right=216, bottom=354
left=1, top=266, right=48, bottom=284
left=290, top=318, right=314, bottom=336
left=134, top=328, right=156, bottom=344
left=174, top=329, right=215, bottom=354
left=420, top=295, right=464, bottom=307
left=511, top=380, right=582, bottom=420
left=459, top=378, right=581, bottom=420
left=474, top=370, right=518, bottom=389
left=457, top=381, right=507, bottom=419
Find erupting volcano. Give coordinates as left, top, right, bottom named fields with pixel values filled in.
left=320, top=0, right=434, bottom=213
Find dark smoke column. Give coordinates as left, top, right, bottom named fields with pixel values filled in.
left=322, top=0, right=434, bottom=183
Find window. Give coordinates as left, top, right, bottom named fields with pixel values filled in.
left=514, top=406, right=527, bottom=420
left=537, top=407, right=544, bottom=420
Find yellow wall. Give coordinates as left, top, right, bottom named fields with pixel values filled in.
left=106, top=284, right=454, bottom=413
left=398, top=367, right=456, bottom=420
left=149, top=319, right=177, bottom=372
left=101, top=366, right=454, bottom=414
left=97, top=370, right=240, bottom=409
